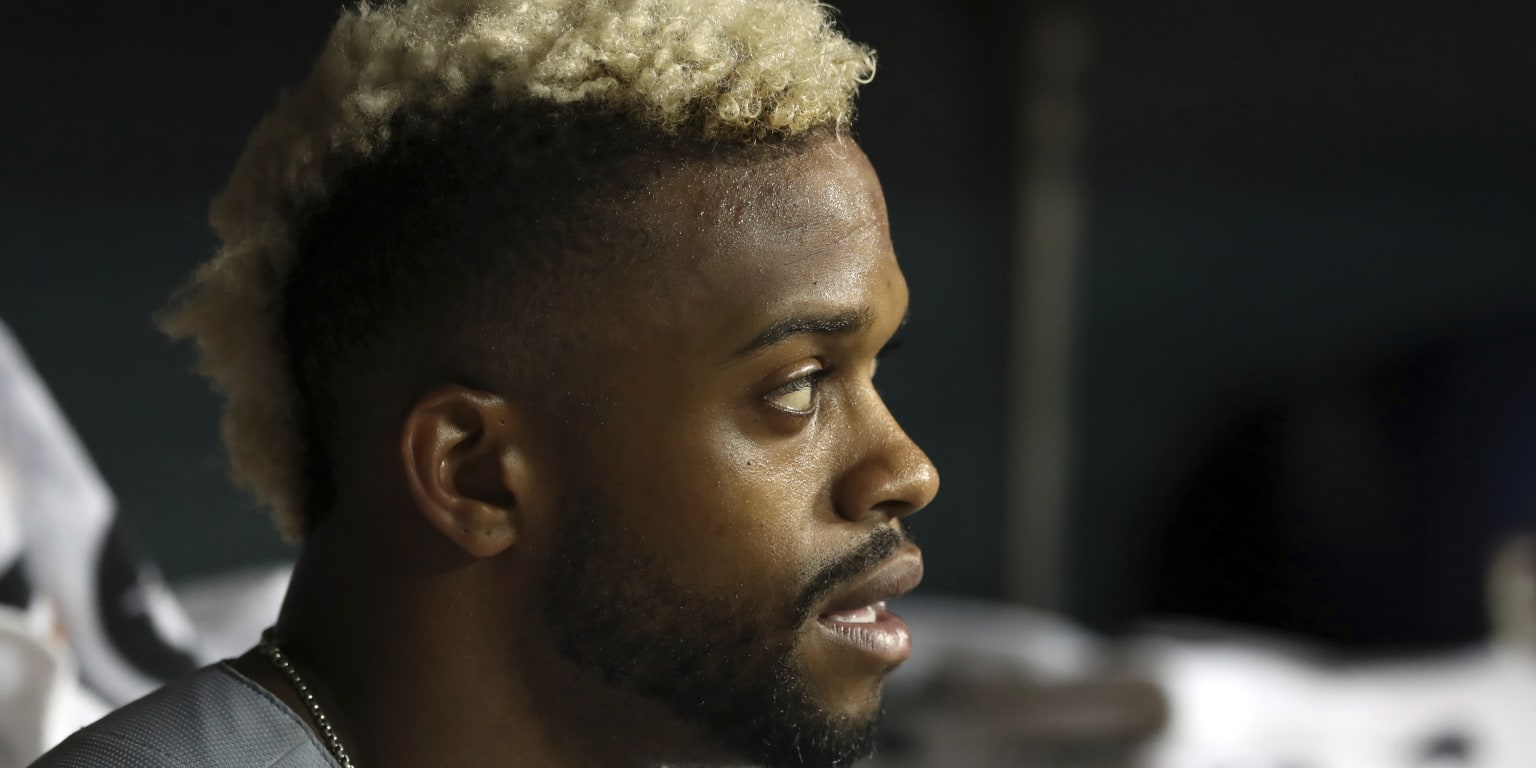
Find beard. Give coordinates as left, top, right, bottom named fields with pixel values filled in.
left=539, top=489, right=909, bottom=768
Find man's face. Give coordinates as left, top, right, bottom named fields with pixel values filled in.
left=537, top=138, right=938, bottom=767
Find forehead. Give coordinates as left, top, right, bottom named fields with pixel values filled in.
left=623, top=139, right=899, bottom=345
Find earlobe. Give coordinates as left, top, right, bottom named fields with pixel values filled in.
left=400, top=385, right=526, bottom=558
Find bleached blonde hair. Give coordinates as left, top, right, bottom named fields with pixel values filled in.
left=161, top=0, right=876, bottom=539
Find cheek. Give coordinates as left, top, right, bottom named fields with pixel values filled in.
left=601, top=409, right=836, bottom=595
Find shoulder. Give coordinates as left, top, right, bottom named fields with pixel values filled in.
left=31, top=663, right=335, bottom=768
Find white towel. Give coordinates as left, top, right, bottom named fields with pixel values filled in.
left=0, top=320, right=203, bottom=705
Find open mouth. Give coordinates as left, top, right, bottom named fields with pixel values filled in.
left=814, top=551, right=922, bottom=665
left=822, top=601, right=887, bottom=625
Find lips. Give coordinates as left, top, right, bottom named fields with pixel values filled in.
left=814, top=548, right=923, bottom=665
left=816, top=549, right=923, bottom=618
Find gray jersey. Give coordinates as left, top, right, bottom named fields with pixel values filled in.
left=31, top=664, right=335, bottom=767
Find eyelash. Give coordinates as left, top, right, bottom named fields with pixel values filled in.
left=766, top=369, right=831, bottom=403
left=762, top=336, right=903, bottom=416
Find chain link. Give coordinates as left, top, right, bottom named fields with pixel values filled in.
left=259, top=628, right=357, bottom=768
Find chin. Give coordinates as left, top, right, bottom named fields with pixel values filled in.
left=701, top=644, right=887, bottom=768
left=790, top=647, right=892, bottom=725
left=794, top=628, right=904, bottom=718
left=817, top=678, right=888, bottom=724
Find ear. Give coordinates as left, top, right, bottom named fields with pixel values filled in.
left=400, top=385, right=538, bottom=558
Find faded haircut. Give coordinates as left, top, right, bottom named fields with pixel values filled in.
left=161, top=0, right=876, bottom=538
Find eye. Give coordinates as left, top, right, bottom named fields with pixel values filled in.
left=765, top=369, right=829, bottom=415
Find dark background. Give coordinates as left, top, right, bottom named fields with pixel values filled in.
left=3, top=1, right=1533, bottom=648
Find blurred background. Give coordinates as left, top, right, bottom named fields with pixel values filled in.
left=3, top=0, right=1535, bottom=766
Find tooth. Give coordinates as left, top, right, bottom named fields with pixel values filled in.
left=828, top=605, right=878, bottom=624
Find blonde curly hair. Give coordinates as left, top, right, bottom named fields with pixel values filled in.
left=161, top=0, right=876, bottom=539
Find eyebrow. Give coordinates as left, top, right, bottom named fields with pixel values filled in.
left=733, top=307, right=877, bottom=359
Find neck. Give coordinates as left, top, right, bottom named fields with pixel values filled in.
left=243, top=509, right=712, bottom=768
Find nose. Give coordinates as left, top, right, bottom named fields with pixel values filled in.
left=833, top=404, right=940, bottom=524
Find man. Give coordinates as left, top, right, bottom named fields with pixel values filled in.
left=35, top=0, right=937, bottom=765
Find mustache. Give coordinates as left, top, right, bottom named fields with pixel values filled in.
left=791, top=524, right=917, bottom=622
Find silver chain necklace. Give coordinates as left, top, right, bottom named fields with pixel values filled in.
left=259, top=628, right=358, bottom=768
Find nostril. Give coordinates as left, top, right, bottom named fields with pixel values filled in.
left=833, top=438, right=939, bottom=523
left=871, top=499, right=919, bottom=525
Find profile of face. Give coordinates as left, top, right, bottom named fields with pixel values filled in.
left=532, top=138, right=940, bottom=767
